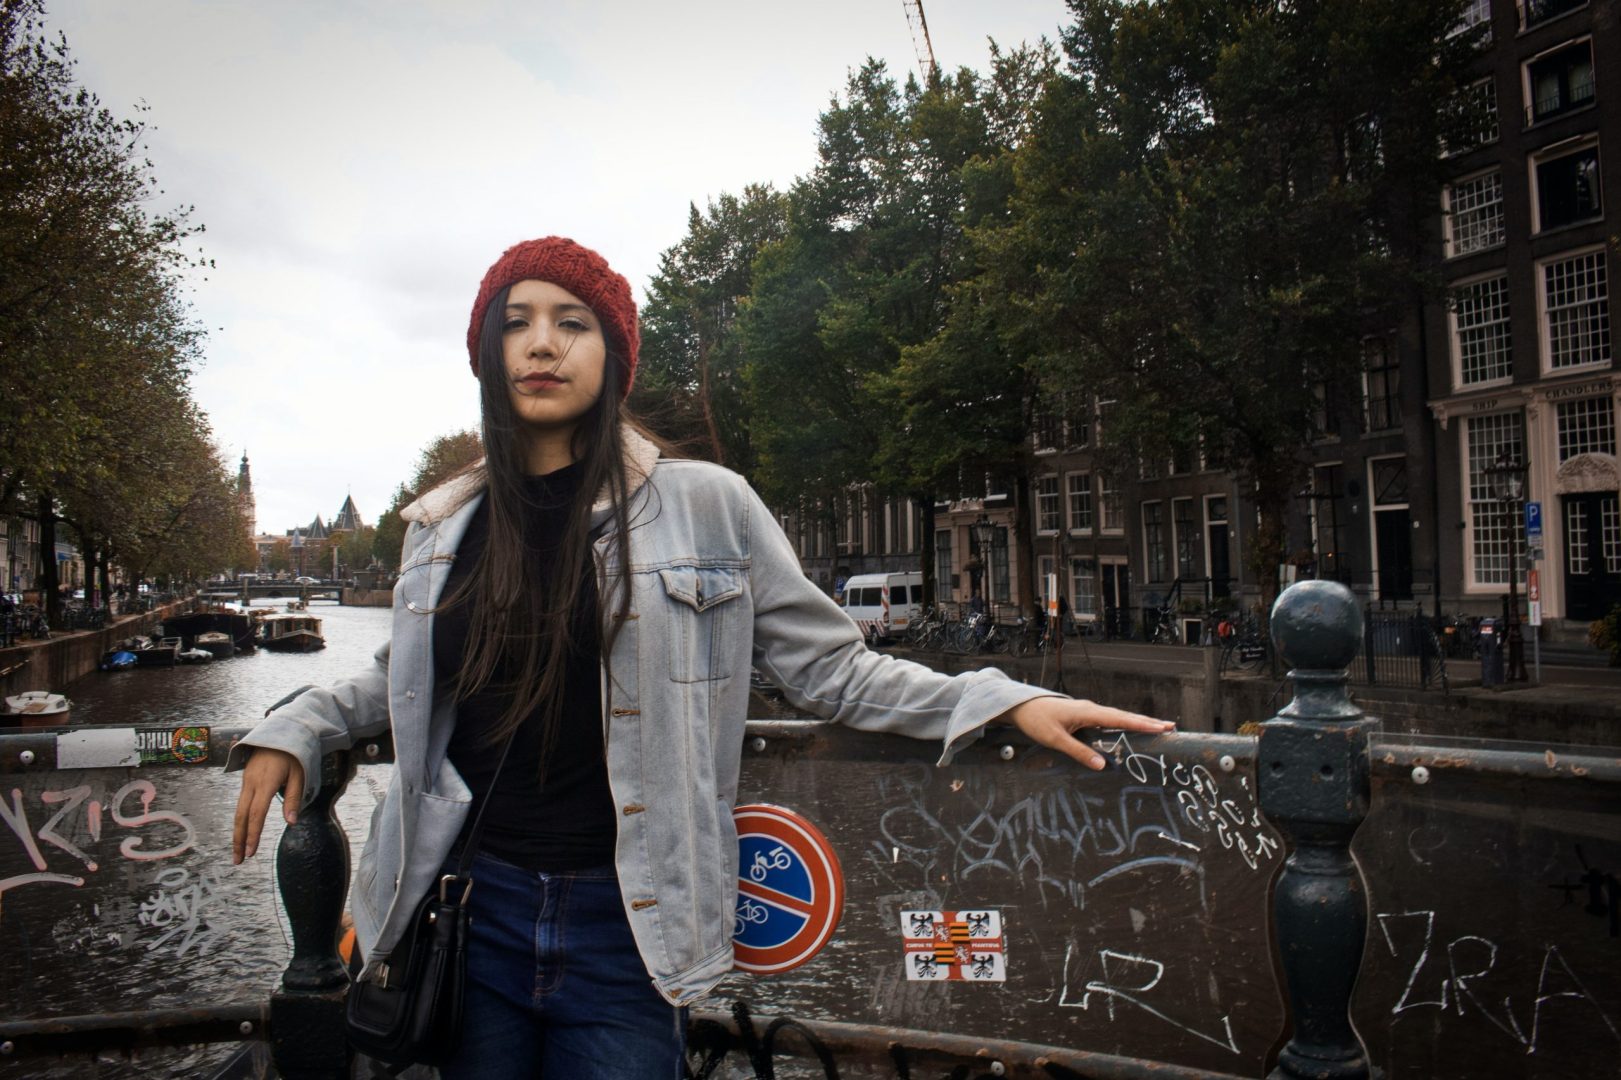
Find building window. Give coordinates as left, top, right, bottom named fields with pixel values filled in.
left=1033, top=404, right=1061, bottom=452
left=1070, top=557, right=1097, bottom=618
left=1065, top=399, right=1092, bottom=448
left=1363, top=335, right=1401, bottom=431
left=1446, top=171, right=1505, bottom=255
left=1533, top=142, right=1601, bottom=232
left=1556, top=397, right=1617, bottom=461
left=1067, top=473, right=1093, bottom=532
left=1452, top=274, right=1513, bottom=385
left=1465, top=412, right=1526, bottom=586
left=1100, top=474, right=1123, bottom=531
left=1526, top=40, right=1594, bottom=124
left=1173, top=498, right=1197, bottom=581
left=1036, top=475, right=1061, bottom=534
left=1541, top=250, right=1611, bottom=370
left=1522, top=0, right=1587, bottom=32
left=1451, top=0, right=1493, bottom=40
left=1143, top=501, right=1168, bottom=583
left=935, top=528, right=953, bottom=601
left=1097, top=400, right=1116, bottom=445
left=1444, top=78, right=1499, bottom=155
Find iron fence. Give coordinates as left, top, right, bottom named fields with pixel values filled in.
left=0, top=581, right=1615, bottom=1079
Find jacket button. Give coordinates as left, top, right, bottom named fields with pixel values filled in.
left=406, top=689, right=416, bottom=700
left=406, top=600, right=419, bottom=612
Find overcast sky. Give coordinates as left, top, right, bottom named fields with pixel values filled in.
left=47, top=0, right=1071, bottom=536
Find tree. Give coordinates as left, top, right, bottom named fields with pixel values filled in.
left=267, top=537, right=292, bottom=576
left=977, top=0, right=1470, bottom=606
left=371, top=431, right=484, bottom=569
left=635, top=185, right=789, bottom=467
left=1, top=0, right=210, bottom=618
left=338, top=525, right=376, bottom=575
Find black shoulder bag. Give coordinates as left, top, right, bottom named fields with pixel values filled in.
left=345, top=726, right=519, bottom=1070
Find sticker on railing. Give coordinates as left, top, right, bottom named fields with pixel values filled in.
left=731, top=803, right=844, bottom=973
left=137, top=727, right=210, bottom=765
left=55, top=728, right=140, bottom=769
left=901, top=909, right=1007, bottom=981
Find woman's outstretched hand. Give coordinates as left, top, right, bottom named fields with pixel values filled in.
left=1002, top=697, right=1174, bottom=770
left=232, top=748, right=304, bottom=864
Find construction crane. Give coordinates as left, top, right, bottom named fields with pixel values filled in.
left=900, top=0, right=938, bottom=83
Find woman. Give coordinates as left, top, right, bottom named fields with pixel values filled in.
left=231, top=236, right=1172, bottom=1078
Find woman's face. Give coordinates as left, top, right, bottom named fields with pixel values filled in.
left=500, top=278, right=608, bottom=443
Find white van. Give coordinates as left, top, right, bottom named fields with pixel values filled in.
left=841, top=571, right=923, bottom=642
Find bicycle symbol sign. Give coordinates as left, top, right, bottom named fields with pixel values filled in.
left=731, top=803, right=845, bottom=974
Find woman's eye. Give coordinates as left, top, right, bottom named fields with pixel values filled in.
left=559, top=317, right=589, bottom=332
left=502, top=317, right=527, bottom=332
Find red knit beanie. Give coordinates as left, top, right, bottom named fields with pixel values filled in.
left=466, top=237, right=640, bottom=394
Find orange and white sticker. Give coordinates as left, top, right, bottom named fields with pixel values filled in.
left=900, top=909, right=1006, bottom=982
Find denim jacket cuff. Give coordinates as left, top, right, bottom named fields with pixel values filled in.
left=938, top=669, right=1064, bottom=765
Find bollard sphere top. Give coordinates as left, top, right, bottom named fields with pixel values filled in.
left=1269, top=580, right=1361, bottom=672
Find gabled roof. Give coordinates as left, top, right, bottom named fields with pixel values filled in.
left=306, top=515, right=328, bottom=540
left=332, top=494, right=363, bottom=532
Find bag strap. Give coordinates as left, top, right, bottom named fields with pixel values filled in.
left=447, top=721, right=523, bottom=890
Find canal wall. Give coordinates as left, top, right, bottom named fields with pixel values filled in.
left=340, top=587, right=391, bottom=607
left=0, top=601, right=189, bottom=703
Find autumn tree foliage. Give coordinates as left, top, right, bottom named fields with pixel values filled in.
left=1, top=0, right=230, bottom=612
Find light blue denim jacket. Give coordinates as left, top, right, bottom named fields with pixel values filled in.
left=228, top=427, right=1056, bottom=1005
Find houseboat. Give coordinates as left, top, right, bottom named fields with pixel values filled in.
left=257, top=613, right=325, bottom=652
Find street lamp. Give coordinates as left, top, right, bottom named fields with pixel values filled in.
left=1486, top=450, right=1529, bottom=682
left=970, top=515, right=995, bottom=612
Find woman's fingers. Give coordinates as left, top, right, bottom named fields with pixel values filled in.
left=1005, top=697, right=1175, bottom=770
left=231, top=750, right=301, bottom=864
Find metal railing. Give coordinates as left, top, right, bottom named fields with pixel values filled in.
left=0, top=580, right=1615, bottom=1079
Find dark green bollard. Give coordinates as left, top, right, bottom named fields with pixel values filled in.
left=270, top=749, right=355, bottom=1079
left=1260, top=580, right=1377, bottom=1080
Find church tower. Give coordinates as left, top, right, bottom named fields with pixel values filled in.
left=236, top=452, right=256, bottom=534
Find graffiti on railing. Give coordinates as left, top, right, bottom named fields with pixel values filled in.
left=1549, top=844, right=1620, bottom=939
left=873, top=734, right=1275, bottom=917
left=1058, top=945, right=1241, bottom=1055
left=1375, top=909, right=1620, bottom=1055
left=135, top=864, right=240, bottom=959
left=1, top=779, right=196, bottom=895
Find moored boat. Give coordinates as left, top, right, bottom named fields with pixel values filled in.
left=257, top=613, right=325, bottom=652
left=99, top=649, right=138, bottom=671
left=194, top=631, right=236, bottom=659
left=3, top=690, right=72, bottom=727
left=178, top=647, right=214, bottom=663
left=134, top=637, right=182, bottom=667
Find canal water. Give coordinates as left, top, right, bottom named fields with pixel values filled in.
left=16, top=600, right=394, bottom=1078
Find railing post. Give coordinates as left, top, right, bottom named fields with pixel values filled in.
left=1259, top=580, right=1376, bottom=1080
left=269, top=749, right=354, bottom=1079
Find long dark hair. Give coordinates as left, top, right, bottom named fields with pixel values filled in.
left=440, top=283, right=656, bottom=765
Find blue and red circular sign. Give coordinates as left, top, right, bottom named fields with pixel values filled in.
left=731, top=803, right=844, bottom=973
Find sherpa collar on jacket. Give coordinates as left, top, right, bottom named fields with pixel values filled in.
left=399, top=425, right=661, bottom=526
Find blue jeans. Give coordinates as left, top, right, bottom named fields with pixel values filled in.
left=436, top=852, right=687, bottom=1079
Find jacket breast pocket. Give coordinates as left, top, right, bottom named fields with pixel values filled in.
left=658, top=565, right=744, bottom=683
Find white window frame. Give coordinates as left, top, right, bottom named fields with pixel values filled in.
left=1100, top=474, right=1124, bottom=533
left=1171, top=496, right=1197, bottom=581
left=1035, top=474, right=1061, bottom=536
left=1555, top=396, right=1618, bottom=462
left=1536, top=245, right=1612, bottom=375
left=1450, top=270, right=1514, bottom=389
left=1142, top=500, right=1167, bottom=583
left=1444, top=168, right=1506, bottom=257
left=1462, top=411, right=1527, bottom=591
left=1066, top=471, right=1094, bottom=534
left=1522, top=35, right=1595, bottom=127
left=1202, top=493, right=1230, bottom=588
left=1529, top=135, right=1602, bottom=234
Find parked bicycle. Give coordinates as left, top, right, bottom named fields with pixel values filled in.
left=1145, top=601, right=1179, bottom=645
left=1217, top=609, right=1271, bottom=675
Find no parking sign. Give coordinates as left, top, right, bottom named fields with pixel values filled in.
left=731, top=804, right=845, bottom=973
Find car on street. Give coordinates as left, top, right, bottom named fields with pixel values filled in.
left=294, top=576, right=319, bottom=585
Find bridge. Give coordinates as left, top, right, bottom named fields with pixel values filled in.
left=200, top=581, right=346, bottom=604
left=0, top=580, right=1614, bottom=1079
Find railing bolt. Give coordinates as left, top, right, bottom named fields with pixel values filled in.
left=1411, top=765, right=1431, bottom=785
left=1219, top=754, right=1236, bottom=773
left=365, top=742, right=379, bottom=758
left=17, top=749, right=34, bottom=766
left=999, top=744, right=1015, bottom=761
left=1, top=1040, right=13, bottom=1056
left=989, top=1062, right=1006, bottom=1077
left=750, top=737, right=766, bottom=752
left=238, top=1020, right=254, bottom=1035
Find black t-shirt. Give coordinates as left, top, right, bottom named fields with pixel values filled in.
left=435, top=463, right=616, bottom=870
